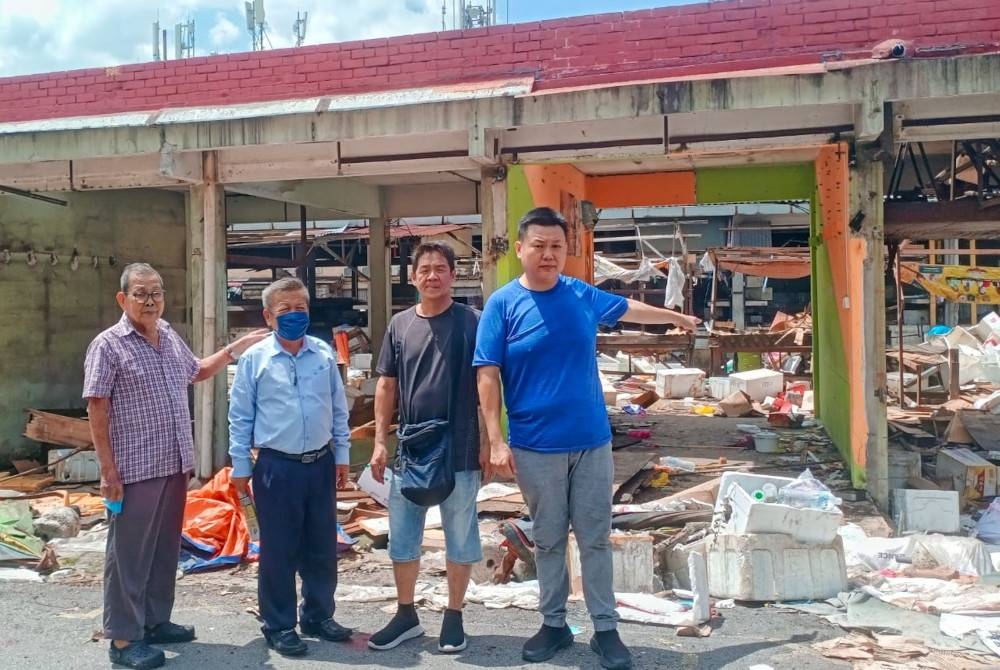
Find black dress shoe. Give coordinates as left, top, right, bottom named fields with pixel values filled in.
left=108, top=641, right=165, bottom=670
left=300, top=618, right=353, bottom=642
left=263, top=628, right=308, bottom=656
left=144, top=621, right=196, bottom=644
left=522, top=624, right=574, bottom=663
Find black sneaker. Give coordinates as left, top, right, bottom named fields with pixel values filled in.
left=108, top=641, right=165, bottom=670
left=368, top=605, right=425, bottom=651
left=522, top=624, right=574, bottom=663
left=590, top=630, right=632, bottom=670
left=438, top=608, right=467, bottom=653
left=263, top=628, right=308, bottom=657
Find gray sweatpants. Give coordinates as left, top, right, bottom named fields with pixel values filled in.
left=103, top=472, right=187, bottom=641
left=513, top=443, right=618, bottom=632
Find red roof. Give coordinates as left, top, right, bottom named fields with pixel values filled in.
left=1, top=0, right=998, bottom=124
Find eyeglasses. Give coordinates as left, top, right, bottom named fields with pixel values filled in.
left=130, top=290, right=166, bottom=303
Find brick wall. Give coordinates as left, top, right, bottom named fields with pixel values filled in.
left=1, top=0, right=998, bottom=123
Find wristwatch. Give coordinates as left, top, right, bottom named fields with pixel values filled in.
left=224, top=344, right=238, bottom=362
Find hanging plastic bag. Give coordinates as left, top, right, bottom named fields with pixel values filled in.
left=664, top=257, right=685, bottom=309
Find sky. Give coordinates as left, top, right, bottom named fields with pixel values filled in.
left=0, top=0, right=694, bottom=78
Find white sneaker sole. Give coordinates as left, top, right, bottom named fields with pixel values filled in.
left=438, top=637, right=468, bottom=653
left=367, top=624, right=425, bottom=650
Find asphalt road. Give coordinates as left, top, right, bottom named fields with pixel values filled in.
left=0, top=575, right=850, bottom=670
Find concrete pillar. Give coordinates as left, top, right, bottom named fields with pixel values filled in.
left=854, top=156, right=889, bottom=508
left=479, top=167, right=507, bottom=300
left=189, top=151, right=228, bottom=479
left=367, top=217, right=391, bottom=365
left=732, top=273, right=746, bottom=330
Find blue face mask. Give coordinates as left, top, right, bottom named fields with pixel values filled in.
left=275, top=311, right=310, bottom=341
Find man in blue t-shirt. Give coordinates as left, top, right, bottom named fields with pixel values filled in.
left=474, top=207, right=699, bottom=670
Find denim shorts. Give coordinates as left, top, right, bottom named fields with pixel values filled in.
left=388, top=469, right=482, bottom=564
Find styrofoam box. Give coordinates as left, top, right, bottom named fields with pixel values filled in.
left=891, top=488, right=960, bottom=534
left=655, top=368, right=705, bottom=399
left=706, top=532, right=848, bottom=601
left=973, top=312, right=1000, bottom=343
left=350, top=353, right=373, bottom=370
left=728, top=368, right=784, bottom=402
left=707, top=377, right=731, bottom=399
left=47, top=449, right=100, bottom=483
left=727, top=481, right=842, bottom=544
left=715, top=472, right=842, bottom=544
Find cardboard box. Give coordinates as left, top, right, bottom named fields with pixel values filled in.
left=728, top=369, right=784, bottom=402
left=719, top=391, right=754, bottom=418
left=936, top=448, right=998, bottom=497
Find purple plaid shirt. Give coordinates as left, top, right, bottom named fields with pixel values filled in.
left=83, top=313, right=200, bottom=485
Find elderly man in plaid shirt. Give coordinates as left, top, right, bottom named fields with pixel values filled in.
left=84, top=262, right=266, bottom=670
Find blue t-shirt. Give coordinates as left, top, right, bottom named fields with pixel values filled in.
left=473, top=275, right=628, bottom=453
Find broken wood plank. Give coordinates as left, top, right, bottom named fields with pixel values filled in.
left=662, top=477, right=721, bottom=506
left=956, top=410, right=1000, bottom=451
left=906, top=476, right=941, bottom=490
left=24, top=409, right=92, bottom=450
left=337, top=490, right=376, bottom=502
left=0, top=474, right=55, bottom=493
left=11, top=459, right=43, bottom=474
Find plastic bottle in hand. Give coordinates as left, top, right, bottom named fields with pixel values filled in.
left=239, top=493, right=260, bottom=543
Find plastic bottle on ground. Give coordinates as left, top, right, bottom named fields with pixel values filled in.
left=659, top=456, right=697, bottom=473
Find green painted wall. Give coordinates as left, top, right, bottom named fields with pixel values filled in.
left=497, top=165, right=532, bottom=285
left=697, top=163, right=857, bottom=478
left=809, top=205, right=856, bottom=483
left=696, top=164, right=816, bottom=204
left=0, top=190, right=188, bottom=466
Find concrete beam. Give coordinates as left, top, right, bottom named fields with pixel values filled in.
left=225, top=194, right=338, bottom=225
left=0, top=154, right=198, bottom=191
left=3, top=55, right=1000, bottom=166
left=884, top=200, right=1000, bottom=240
left=219, top=143, right=340, bottom=183
left=0, top=161, right=70, bottom=191
left=383, top=182, right=479, bottom=218
left=226, top=178, right=382, bottom=218
left=159, top=145, right=203, bottom=183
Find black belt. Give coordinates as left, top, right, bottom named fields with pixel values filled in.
left=263, top=444, right=330, bottom=464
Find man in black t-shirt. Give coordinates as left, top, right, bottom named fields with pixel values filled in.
left=368, top=242, right=483, bottom=654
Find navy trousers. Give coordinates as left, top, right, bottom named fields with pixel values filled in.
left=253, top=449, right=338, bottom=632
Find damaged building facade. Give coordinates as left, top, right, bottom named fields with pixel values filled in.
left=2, top=0, right=1000, bottom=511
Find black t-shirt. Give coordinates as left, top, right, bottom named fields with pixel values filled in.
left=376, top=303, right=481, bottom=471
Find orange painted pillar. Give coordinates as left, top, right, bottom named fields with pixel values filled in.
left=522, top=165, right=592, bottom=282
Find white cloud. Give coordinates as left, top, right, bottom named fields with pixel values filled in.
left=0, top=0, right=445, bottom=77
left=208, top=13, right=240, bottom=48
